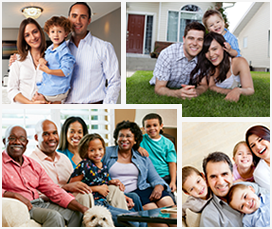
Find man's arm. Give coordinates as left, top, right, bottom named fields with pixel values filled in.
left=3, top=191, right=33, bottom=210
left=102, top=43, right=121, bottom=104
left=154, top=79, right=197, bottom=99
left=67, top=199, right=88, bottom=214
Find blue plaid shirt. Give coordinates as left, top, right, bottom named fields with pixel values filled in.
left=149, top=43, right=197, bottom=88
left=223, top=28, right=241, bottom=57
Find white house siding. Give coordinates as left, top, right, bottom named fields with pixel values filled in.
left=158, top=2, right=215, bottom=41
left=237, top=3, right=270, bottom=69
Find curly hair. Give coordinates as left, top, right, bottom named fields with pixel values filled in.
left=245, top=125, right=270, bottom=166
left=58, top=116, right=88, bottom=151
left=44, top=16, right=72, bottom=35
left=189, top=32, right=230, bottom=86
left=113, top=121, right=143, bottom=150
left=78, top=133, right=106, bottom=160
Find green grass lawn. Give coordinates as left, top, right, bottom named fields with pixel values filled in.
left=126, top=71, right=270, bottom=117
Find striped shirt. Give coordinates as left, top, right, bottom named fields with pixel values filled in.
left=65, top=32, right=121, bottom=104
left=223, top=28, right=241, bottom=57
left=149, top=43, right=197, bottom=88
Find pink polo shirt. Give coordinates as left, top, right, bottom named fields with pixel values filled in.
left=29, top=146, right=73, bottom=187
left=2, top=150, right=74, bottom=208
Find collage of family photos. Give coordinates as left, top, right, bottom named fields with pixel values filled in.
left=1, top=1, right=270, bottom=228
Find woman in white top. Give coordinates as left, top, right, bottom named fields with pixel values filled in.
left=7, top=18, right=47, bottom=104
left=190, top=32, right=254, bottom=102
left=246, top=125, right=270, bottom=190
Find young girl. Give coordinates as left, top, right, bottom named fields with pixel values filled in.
left=33, top=16, right=75, bottom=103
left=69, top=133, right=139, bottom=227
left=232, top=141, right=255, bottom=182
left=182, top=166, right=211, bottom=217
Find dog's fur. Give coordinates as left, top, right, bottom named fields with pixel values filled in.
left=83, top=205, right=115, bottom=227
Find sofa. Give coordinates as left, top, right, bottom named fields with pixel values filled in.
left=2, top=198, right=41, bottom=227
left=182, top=193, right=201, bottom=227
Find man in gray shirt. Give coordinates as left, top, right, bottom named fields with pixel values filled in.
left=200, top=152, right=269, bottom=227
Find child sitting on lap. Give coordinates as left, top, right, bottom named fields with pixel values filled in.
left=227, top=184, right=270, bottom=227
left=33, top=16, right=75, bottom=103
left=182, top=166, right=211, bottom=217
left=69, top=133, right=139, bottom=227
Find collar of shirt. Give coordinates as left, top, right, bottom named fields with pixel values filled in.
left=2, top=150, right=30, bottom=168
left=46, top=40, right=67, bottom=54
left=68, top=31, right=92, bottom=48
left=34, top=146, right=61, bottom=162
left=177, top=43, right=198, bottom=63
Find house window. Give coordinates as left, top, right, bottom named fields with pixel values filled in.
left=243, top=37, right=248, bottom=48
left=167, top=4, right=202, bottom=42
left=144, top=15, right=154, bottom=54
left=2, top=109, right=115, bottom=155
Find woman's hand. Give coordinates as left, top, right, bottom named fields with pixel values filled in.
left=149, top=184, right=164, bottom=201
left=109, top=179, right=125, bottom=191
left=9, top=54, right=17, bottom=66
left=224, top=87, right=241, bottom=102
left=125, top=195, right=135, bottom=210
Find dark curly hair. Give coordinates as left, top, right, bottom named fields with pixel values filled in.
left=189, top=32, right=230, bottom=86
left=58, top=116, right=88, bottom=151
left=245, top=125, right=270, bottom=166
left=113, top=121, right=143, bottom=150
left=78, top=133, right=106, bottom=159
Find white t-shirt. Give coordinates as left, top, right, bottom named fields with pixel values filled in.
left=253, top=159, right=270, bottom=190
left=7, top=51, right=43, bottom=103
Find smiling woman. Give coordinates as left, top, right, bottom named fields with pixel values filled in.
left=190, top=32, right=254, bottom=102
left=7, top=18, right=47, bottom=104
left=246, top=125, right=270, bottom=190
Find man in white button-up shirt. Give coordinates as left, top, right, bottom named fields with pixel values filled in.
left=65, top=2, right=121, bottom=104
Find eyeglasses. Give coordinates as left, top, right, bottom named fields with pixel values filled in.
left=8, top=136, right=27, bottom=143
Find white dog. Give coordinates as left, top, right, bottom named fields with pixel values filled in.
left=83, top=205, right=115, bottom=227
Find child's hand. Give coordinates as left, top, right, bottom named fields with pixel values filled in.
left=32, top=92, right=47, bottom=102
left=98, top=184, right=110, bottom=197
left=109, top=179, right=125, bottom=192
left=39, top=64, right=50, bottom=74
left=9, top=54, right=17, bottom=67
left=223, top=42, right=232, bottom=53
left=39, top=58, right=47, bottom=66
left=169, top=181, right=177, bottom=192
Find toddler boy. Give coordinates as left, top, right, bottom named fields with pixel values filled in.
left=227, top=184, right=270, bottom=227
left=182, top=166, right=211, bottom=217
left=202, top=9, right=241, bottom=57
left=140, top=113, right=177, bottom=192
left=35, top=16, right=75, bottom=103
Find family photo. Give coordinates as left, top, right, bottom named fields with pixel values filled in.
left=126, top=2, right=270, bottom=117
left=2, top=2, right=121, bottom=104
left=2, top=108, right=177, bottom=227
left=182, top=122, right=270, bottom=227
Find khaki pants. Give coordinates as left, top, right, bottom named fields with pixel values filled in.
left=75, top=185, right=128, bottom=210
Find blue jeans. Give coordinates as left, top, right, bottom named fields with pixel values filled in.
left=96, top=199, right=139, bottom=227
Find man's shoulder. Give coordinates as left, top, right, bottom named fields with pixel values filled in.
left=161, top=43, right=183, bottom=55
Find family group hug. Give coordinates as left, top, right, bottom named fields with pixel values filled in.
left=150, top=9, right=254, bottom=102
left=2, top=113, right=177, bottom=227
left=7, top=2, right=121, bottom=104
left=182, top=125, right=270, bottom=227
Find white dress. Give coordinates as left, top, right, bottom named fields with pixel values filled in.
left=253, top=159, right=270, bottom=190
left=7, top=51, right=43, bottom=103
left=215, top=58, right=241, bottom=89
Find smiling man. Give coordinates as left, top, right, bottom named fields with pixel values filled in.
left=2, top=125, right=88, bottom=227
left=149, top=22, right=208, bottom=100
left=200, top=152, right=269, bottom=227
left=65, top=2, right=121, bottom=104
